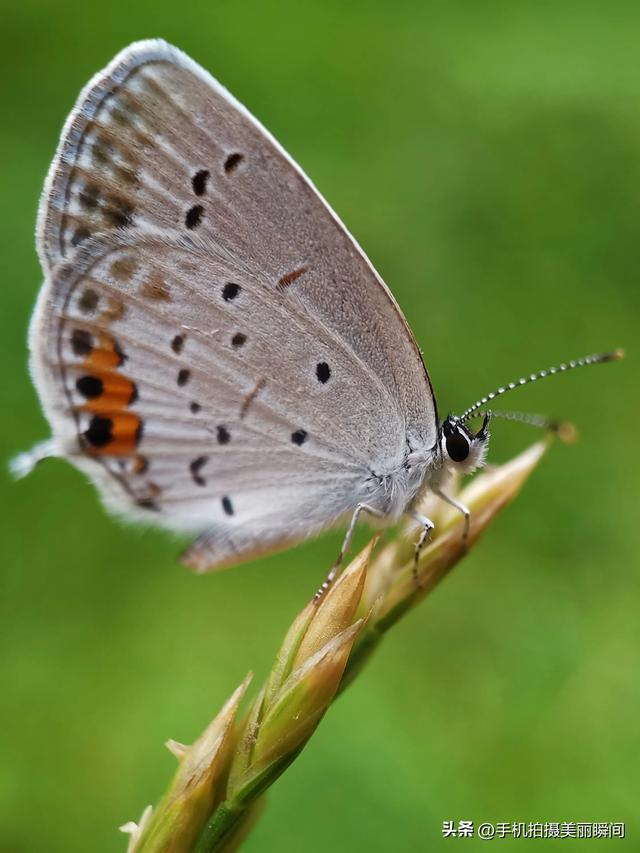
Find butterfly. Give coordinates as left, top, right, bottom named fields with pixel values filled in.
left=16, top=40, right=621, bottom=580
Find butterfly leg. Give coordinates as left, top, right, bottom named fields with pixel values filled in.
left=409, top=510, right=435, bottom=588
left=433, top=488, right=470, bottom=542
left=315, top=503, right=382, bottom=600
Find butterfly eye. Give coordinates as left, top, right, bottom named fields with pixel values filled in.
left=445, top=430, right=470, bottom=463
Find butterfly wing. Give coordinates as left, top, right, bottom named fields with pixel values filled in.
left=30, top=40, right=439, bottom=569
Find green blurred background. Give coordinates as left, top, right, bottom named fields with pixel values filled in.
left=2, top=1, right=639, bottom=850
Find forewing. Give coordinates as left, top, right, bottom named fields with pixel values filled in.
left=38, top=39, right=437, bottom=445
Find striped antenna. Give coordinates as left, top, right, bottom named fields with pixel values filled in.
left=458, top=349, right=624, bottom=424
left=465, top=409, right=579, bottom=443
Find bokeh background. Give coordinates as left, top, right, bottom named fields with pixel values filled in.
left=2, top=2, right=639, bottom=850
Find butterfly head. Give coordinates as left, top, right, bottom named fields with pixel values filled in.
left=440, top=413, right=490, bottom=474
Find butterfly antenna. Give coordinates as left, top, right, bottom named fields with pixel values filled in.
left=468, top=409, right=579, bottom=443
left=458, top=349, right=623, bottom=424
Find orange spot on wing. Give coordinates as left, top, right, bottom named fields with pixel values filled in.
left=87, top=412, right=142, bottom=456
left=83, top=334, right=124, bottom=371
left=83, top=372, right=135, bottom=413
left=74, top=331, right=144, bottom=459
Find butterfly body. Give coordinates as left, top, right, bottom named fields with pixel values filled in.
left=22, top=40, right=492, bottom=571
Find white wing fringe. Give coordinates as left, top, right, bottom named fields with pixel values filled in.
left=9, top=439, right=59, bottom=479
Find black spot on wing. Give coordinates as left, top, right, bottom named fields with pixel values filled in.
left=190, top=455, right=208, bottom=486
left=192, top=169, right=210, bottom=196
left=222, top=282, right=240, bottom=301
left=185, top=205, right=204, bottom=229
left=137, top=497, right=159, bottom=511
left=316, top=362, right=331, bottom=383
left=221, top=495, right=234, bottom=516
left=76, top=376, right=103, bottom=399
left=224, top=153, right=244, bottom=173
left=177, top=369, right=191, bottom=387
left=217, top=425, right=230, bottom=444
left=291, top=429, right=308, bottom=446
left=171, top=334, right=185, bottom=354
left=71, top=329, right=93, bottom=356
left=84, top=416, right=112, bottom=448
